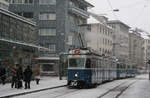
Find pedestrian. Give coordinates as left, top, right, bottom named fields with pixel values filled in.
left=0, top=63, right=6, bottom=85
left=23, top=65, right=33, bottom=89
left=11, top=66, right=17, bottom=88
left=34, top=65, right=40, bottom=85
left=16, top=65, right=23, bottom=89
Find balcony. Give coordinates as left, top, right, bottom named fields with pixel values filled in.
left=69, top=5, right=89, bottom=19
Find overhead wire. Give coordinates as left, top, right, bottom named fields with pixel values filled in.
left=134, top=0, right=149, bottom=28
left=117, top=1, right=146, bottom=10
left=106, top=0, right=119, bottom=20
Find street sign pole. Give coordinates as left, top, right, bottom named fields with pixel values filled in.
left=149, top=66, right=150, bottom=80
left=148, top=60, right=150, bottom=80
left=149, top=63, right=150, bottom=80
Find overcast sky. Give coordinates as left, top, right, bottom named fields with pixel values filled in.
left=86, top=0, right=150, bottom=33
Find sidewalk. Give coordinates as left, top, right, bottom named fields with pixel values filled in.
left=120, top=74, right=150, bottom=98
left=0, top=77, right=67, bottom=97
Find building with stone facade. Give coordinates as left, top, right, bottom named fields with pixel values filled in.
left=107, top=20, right=130, bottom=64
left=129, top=31, right=145, bottom=71
left=136, top=29, right=150, bottom=71
left=8, top=0, right=93, bottom=56
left=0, top=1, right=40, bottom=80
left=143, top=39, right=150, bottom=71
left=81, top=15, right=113, bottom=56
left=8, top=0, right=93, bottom=75
left=146, top=40, right=150, bottom=62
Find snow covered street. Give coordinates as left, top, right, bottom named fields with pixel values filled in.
left=0, top=74, right=150, bottom=98
left=0, top=77, right=66, bottom=98
left=14, top=78, right=136, bottom=98
left=119, top=74, right=150, bottom=98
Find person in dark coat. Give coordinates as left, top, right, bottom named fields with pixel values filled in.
left=11, top=66, right=17, bottom=88
left=23, top=66, right=33, bottom=89
left=16, top=66, right=23, bottom=89
left=0, top=64, right=6, bottom=85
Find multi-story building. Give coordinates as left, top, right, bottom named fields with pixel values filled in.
left=8, top=0, right=93, bottom=75
left=107, top=20, right=130, bottom=64
left=8, top=0, right=93, bottom=56
left=135, top=28, right=150, bottom=71
left=0, top=1, right=39, bottom=79
left=143, top=39, right=150, bottom=71
left=129, top=31, right=144, bottom=71
left=81, top=15, right=113, bottom=56
left=146, top=40, right=150, bottom=71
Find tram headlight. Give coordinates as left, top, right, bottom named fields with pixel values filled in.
left=74, top=73, right=78, bottom=78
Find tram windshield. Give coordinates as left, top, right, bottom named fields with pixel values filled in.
left=69, top=58, right=85, bottom=68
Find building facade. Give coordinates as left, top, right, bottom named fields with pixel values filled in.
left=0, top=0, right=9, bottom=10
left=143, top=39, right=150, bottom=71
left=8, top=0, right=93, bottom=75
left=8, top=0, right=93, bottom=56
left=129, top=31, right=144, bottom=71
left=0, top=4, right=39, bottom=80
left=107, top=20, right=130, bottom=64
left=82, top=15, right=113, bottom=55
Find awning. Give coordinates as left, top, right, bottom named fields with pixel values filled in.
left=0, top=38, right=49, bottom=51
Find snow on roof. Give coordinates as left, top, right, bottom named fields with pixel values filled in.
left=87, top=15, right=113, bottom=30
left=87, top=15, right=99, bottom=24
left=0, top=0, right=9, bottom=5
left=140, top=32, right=150, bottom=39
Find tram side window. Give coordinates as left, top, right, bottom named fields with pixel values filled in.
left=86, top=59, right=91, bottom=68
left=117, top=64, right=120, bottom=69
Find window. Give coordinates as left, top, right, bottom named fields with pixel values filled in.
left=86, top=59, right=91, bottom=68
left=67, top=35, right=73, bottom=45
left=39, top=13, right=56, bottom=20
left=39, top=29, right=56, bottom=36
left=39, top=0, right=56, bottom=5
left=49, top=44, right=56, bottom=52
left=23, top=12, right=33, bottom=19
left=9, top=0, right=33, bottom=4
left=69, top=58, right=85, bottom=68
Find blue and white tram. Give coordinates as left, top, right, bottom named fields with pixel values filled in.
left=59, top=48, right=136, bottom=88
left=67, top=48, right=116, bottom=88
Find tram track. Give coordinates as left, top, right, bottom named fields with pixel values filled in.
left=50, top=88, right=80, bottom=98
left=14, top=86, right=81, bottom=98
left=98, top=80, right=137, bottom=98
left=0, top=85, right=67, bottom=98
left=0, top=79, right=137, bottom=98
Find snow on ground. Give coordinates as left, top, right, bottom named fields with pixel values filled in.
left=0, top=76, right=66, bottom=97
left=15, top=78, right=136, bottom=98
left=1, top=74, right=149, bottom=98
left=120, top=74, right=150, bottom=98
